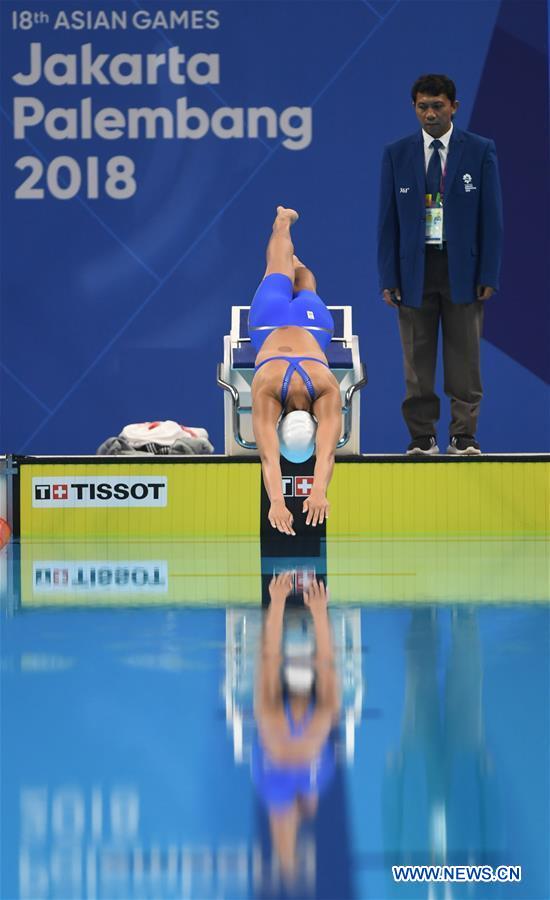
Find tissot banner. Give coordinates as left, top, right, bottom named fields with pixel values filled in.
left=1, top=1, right=548, bottom=454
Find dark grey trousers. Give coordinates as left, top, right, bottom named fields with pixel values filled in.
left=398, top=246, right=484, bottom=439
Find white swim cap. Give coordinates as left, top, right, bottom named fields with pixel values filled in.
left=278, top=411, right=316, bottom=463
left=283, top=662, right=315, bottom=694
left=283, top=634, right=315, bottom=694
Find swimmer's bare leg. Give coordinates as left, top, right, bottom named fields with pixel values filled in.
left=264, top=206, right=299, bottom=281
left=269, top=805, right=300, bottom=884
left=293, top=255, right=317, bottom=293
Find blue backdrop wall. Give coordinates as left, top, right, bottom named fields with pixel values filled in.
left=1, top=0, right=548, bottom=455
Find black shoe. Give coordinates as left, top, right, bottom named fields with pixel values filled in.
left=406, top=435, right=439, bottom=455
left=447, top=435, right=481, bottom=455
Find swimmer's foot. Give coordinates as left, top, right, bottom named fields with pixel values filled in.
left=293, top=254, right=306, bottom=269
left=276, top=206, right=299, bottom=225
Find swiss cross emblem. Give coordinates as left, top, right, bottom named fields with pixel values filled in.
left=295, top=568, right=316, bottom=591
left=294, top=476, right=314, bottom=497
left=52, top=483, right=68, bottom=500
left=53, top=569, right=69, bottom=585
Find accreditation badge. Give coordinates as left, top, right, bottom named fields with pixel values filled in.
left=426, top=194, right=443, bottom=246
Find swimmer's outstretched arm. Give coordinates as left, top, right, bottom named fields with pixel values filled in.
left=303, top=388, right=342, bottom=527
left=259, top=580, right=337, bottom=766
left=255, top=573, right=292, bottom=714
left=305, top=580, right=340, bottom=718
left=252, top=390, right=296, bottom=536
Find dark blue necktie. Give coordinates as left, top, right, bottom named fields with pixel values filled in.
left=426, top=139, right=443, bottom=198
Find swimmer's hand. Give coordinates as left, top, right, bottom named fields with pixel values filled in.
left=303, top=490, right=330, bottom=527
left=268, top=572, right=294, bottom=604
left=268, top=500, right=296, bottom=536
left=303, top=578, right=329, bottom=612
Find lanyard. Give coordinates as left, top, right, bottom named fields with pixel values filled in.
left=439, top=162, right=447, bottom=197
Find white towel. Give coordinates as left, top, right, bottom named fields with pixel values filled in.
left=120, top=420, right=210, bottom=448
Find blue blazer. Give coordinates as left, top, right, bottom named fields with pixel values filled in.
left=377, top=127, right=503, bottom=307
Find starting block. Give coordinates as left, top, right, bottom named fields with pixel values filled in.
left=217, top=306, right=367, bottom=455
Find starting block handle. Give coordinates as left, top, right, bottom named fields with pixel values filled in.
left=218, top=361, right=368, bottom=453
left=337, top=362, right=368, bottom=449
left=217, top=363, right=258, bottom=451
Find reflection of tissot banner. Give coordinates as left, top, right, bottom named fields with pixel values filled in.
left=33, top=561, right=168, bottom=592
left=32, top=476, right=167, bottom=508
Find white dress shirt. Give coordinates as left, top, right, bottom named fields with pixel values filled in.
left=422, top=122, right=453, bottom=174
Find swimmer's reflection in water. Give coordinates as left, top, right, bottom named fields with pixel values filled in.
left=252, top=572, right=340, bottom=887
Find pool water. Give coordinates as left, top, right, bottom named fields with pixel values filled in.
left=1, top=539, right=548, bottom=900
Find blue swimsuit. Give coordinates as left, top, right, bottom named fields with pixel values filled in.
left=254, top=356, right=330, bottom=403
left=249, top=273, right=334, bottom=352
left=251, top=700, right=335, bottom=812
left=249, top=273, right=334, bottom=400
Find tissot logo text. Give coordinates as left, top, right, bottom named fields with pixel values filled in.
left=279, top=476, right=314, bottom=498
left=32, top=476, right=167, bottom=508
left=34, top=561, right=168, bottom=593
left=34, top=484, right=52, bottom=500
left=282, top=476, right=294, bottom=497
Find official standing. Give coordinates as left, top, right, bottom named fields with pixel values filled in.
left=378, top=74, right=503, bottom=454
